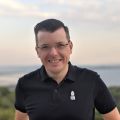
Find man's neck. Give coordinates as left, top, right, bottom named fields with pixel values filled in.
left=46, top=65, right=69, bottom=84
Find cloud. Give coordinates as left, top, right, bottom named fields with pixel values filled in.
left=62, top=0, right=120, bottom=23
left=0, top=0, right=26, bottom=10
left=0, top=0, right=120, bottom=22
left=0, top=0, right=57, bottom=18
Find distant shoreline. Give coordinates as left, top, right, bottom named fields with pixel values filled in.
left=0, top=65, right=120, bottom=87
left=0, top=64, right=120, bottom=75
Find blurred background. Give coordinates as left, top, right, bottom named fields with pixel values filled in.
left=0, top=0, right=120, bottom=87
left=0, top=0, right=120, bottom=120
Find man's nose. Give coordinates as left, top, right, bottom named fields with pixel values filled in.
left=49, top=47, right=58, bottom=55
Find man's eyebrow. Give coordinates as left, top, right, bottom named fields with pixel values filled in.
left=38, top=43, right=49, bottom=46
left=56, top=41, right=68, bottom=44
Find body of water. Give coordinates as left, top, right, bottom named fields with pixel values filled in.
left=0, top=65, right=120, bottom=87
left=93, top=68, right=120, bottom=86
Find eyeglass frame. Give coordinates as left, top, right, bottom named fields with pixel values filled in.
left=36, top=40, right=71, bottom=52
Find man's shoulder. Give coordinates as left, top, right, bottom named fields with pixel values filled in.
left=73, top=64, right=98, bottom=76
left=73, top=65, right=102, bottom=86
left=16, top=67, right=42, bottom=91
left=19, top=68, right=41, bottom=81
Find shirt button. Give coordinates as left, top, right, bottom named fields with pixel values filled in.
left=54, top=89, right=58, bottom=93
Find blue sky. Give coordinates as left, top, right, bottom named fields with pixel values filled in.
left=0, top=0, right=120, bottom=66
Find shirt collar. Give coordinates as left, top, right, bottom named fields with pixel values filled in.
left=40, top=62, right=76, bottom=82
left=65, top=62, right=76, bottom=82
left=40, top=65, right=50, bottom=82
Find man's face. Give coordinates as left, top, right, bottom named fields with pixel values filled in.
left=36, top=27, right=73, bottom=74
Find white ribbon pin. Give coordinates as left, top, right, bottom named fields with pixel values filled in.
left=70, top=90, right=76, bottom=100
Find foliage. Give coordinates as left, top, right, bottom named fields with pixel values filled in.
left=0, top=108, right=14, bottom=120
left=0, top=87, right=15, bottom=120
left=95, top=86, right=120, bottom=120
left=109, top=86, right=120, bottom=108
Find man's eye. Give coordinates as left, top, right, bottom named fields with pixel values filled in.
left=41, top=46, right=49, bottom=49
left=57, top=44, right=65, bottom=48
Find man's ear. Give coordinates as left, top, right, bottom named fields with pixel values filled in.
left=35, top=47, right=39, bottom=57
left=69, top=41, right=73, bottom=54
left=70, top=41, right=73, bottom=49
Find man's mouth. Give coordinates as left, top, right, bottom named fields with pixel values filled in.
left=48, top=59, right=62, bottom=63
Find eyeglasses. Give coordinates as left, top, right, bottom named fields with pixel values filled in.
left=37, top=42, right=70, bottom=52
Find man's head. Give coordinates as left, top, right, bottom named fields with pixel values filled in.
left=34, top=19, right=73, bottom=75
left=34, top=19, right=70, bottom=46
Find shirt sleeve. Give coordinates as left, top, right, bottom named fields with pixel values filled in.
left=94, top=74, right=116, bottom=114
left=14, top=78, right=26, bottom=113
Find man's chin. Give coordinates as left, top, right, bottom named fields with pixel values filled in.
left=47, top=67, right=63, bottom=73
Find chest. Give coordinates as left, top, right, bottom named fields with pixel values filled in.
left=24, top=82, right=95, bottom=120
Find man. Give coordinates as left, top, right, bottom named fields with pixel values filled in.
left=15, top=19, right=120, bottom=120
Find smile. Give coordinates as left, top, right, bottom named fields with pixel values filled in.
left=48, top=59, right=62, bottom=63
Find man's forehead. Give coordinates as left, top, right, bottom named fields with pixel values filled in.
left=37, top=28, right=66, bottom=36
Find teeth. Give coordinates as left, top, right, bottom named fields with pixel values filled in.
left=48, top=59, right=61, bottom=63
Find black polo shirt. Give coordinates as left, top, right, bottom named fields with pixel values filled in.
left=15, top=63, right=116, bottom=120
